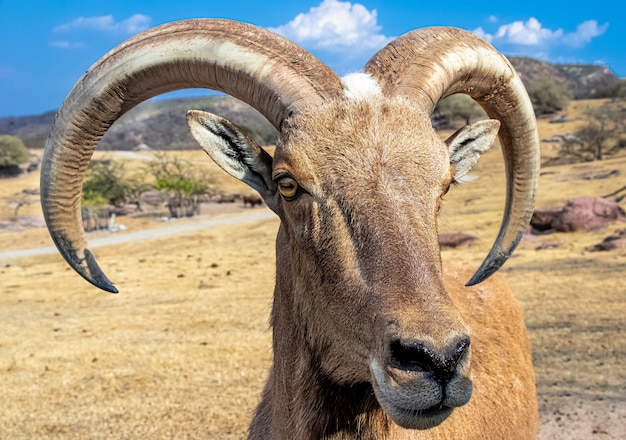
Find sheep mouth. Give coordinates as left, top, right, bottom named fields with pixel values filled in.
left=370, top=374, right=456, bottom=429
left=369, top=359, right=467, bottom=430
left=387, top=403, right=454, bottom=430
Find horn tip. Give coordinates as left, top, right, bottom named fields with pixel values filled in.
left=84, top=248, right=118, bottom=293
left=465, top=250, right=508, bottom=287
left=466, top=230, right=525, bottom=287
left=465, top=270, right=492, bottom=287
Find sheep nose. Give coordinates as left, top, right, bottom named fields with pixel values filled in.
left=388, top=337, right=470, bottom=383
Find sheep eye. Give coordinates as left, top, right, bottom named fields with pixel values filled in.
left=277, top=177, right=300, bottom=200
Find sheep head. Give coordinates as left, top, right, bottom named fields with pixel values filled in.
left=40, top=19, right=539, bottom=431
left=187, top=90, right=504, bottom=428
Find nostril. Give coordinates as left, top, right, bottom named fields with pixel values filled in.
left=389, top=339, right=437, bottom=373
left=388, top=337, right=471, bottom=379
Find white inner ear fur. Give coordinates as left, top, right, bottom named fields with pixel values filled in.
left=187, top=110, right=249, bottom=181
left=445, top=119, right=501, bottom=181
left=186, top=109, right=275, bottom=200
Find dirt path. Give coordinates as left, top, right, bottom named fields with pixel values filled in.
left=0, top=209, right=275, bottom=261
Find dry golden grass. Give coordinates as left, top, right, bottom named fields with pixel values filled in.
left=439, top=151, right=626, bottom=438
left=1, top=218, right=277, bottom=439
left=1, top=100, right=625, bottom=438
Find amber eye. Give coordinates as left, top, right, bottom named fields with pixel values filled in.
left=277, top=177, right=299, bottom=200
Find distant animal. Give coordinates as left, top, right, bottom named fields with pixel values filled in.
left=243, top=194, right=264, bottom=208
left=40, top=19, right=540, bottom=439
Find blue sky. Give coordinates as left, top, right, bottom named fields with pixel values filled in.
left=0, top=0, right=623, bottom=118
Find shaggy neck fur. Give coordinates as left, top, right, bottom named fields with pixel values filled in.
left=248, top=232, right=393, bottom=439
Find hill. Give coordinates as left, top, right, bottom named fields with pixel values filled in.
left=0, top=110, right=57, bottom=151
left=0, top=58, right=621, bottom=150
left=508, top=57, right=619, bottom=99
left=0, top=95, right=277, bottom=151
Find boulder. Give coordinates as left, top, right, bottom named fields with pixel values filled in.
left=530, top=207, right=563, bottom=233
left=531, top=197, right=626, bottom=233
left=555, top=197, right=625, bottom=232
left=439, top=233, right=477, bottom=249
left=139, top=190, right=167, bottom=209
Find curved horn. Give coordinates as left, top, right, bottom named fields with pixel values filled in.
left=364, top=27, right=539, bottom=286
left=41, top=18, right=342, bottom=293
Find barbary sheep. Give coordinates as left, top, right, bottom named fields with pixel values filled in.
left=243, top=194, right=264, bottom=208
left=40, top=19, right=539, bottom=439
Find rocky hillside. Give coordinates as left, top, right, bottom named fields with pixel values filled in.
left=0, top=58, right=621, bottom=150
left=508, top=57, right=619, bottom=99
left=0, top=96, right=277, bottom=150
left=0, top=111, right=57, bottom=150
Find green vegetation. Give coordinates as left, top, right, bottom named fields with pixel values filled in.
left=81, top=159, right=150, bottom=231
left=437, top=94, right=486, bottom=126
left=82, top=159, right=149, bottom=207
left=526, top=77, right=573, bottom=116
left=561, top=99, right=626, bottom=161
left=587, top=77, right=626, bottom=99
left=616, top=80, right=626, bottom=98
left=508, top=57, right=619, bottom=100
left=147, top=152, right=213, bottom=218
left=0, top=134, right=29, bottom=176
left=81, top=153, right=215, bottom=219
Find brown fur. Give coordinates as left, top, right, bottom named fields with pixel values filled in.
left=251, top=269, right=536, bottom=439
left=244, top=99, right=538, bottom=438
left=39, top=18, right=538, bottom=439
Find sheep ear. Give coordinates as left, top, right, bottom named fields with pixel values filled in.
left=445, top=119, right=500, bottom=181
left=186, top=110, right=277, bottom=204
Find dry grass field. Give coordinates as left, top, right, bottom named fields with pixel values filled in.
left=1, top=100, right=625, bottom=438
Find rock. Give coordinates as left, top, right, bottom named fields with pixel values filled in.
left=555, top=197, right=626, bottom=232
left=580, top=169, right=621, bottom=180
left=535, top=241, right=563, bottom=251
left=587, top=229, right=626, bottom=252
left=139, top=190, right=167, bottom=208
left=531, top=207, right=564, bottom=233
left=532, top=197, right=626, bottom=233
left=439, top=233, right=477, bottom=249
left=109, top=204, right=139, bottom=216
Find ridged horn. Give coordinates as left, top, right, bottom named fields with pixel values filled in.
left=41, top=18, right=343, bottom=293
left=364, top=27, right=540, bottom=286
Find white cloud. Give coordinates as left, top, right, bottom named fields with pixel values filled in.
left=269, top=0, right=392, bottom=53
left=563, top=20, right=609, bottom=47
left=49, top=41, right=85, bottom=49
left=54, top=14, right=151, bottom=35
left=491, top=18, right=562, bottom=45
left=475, top=17, right=607, bottom=48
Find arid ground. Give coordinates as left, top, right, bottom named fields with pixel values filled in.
left=1, top=100, right=624, bottom=438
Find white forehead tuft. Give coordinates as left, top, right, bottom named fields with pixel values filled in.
left=341, top=73, right=383, bottom=100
